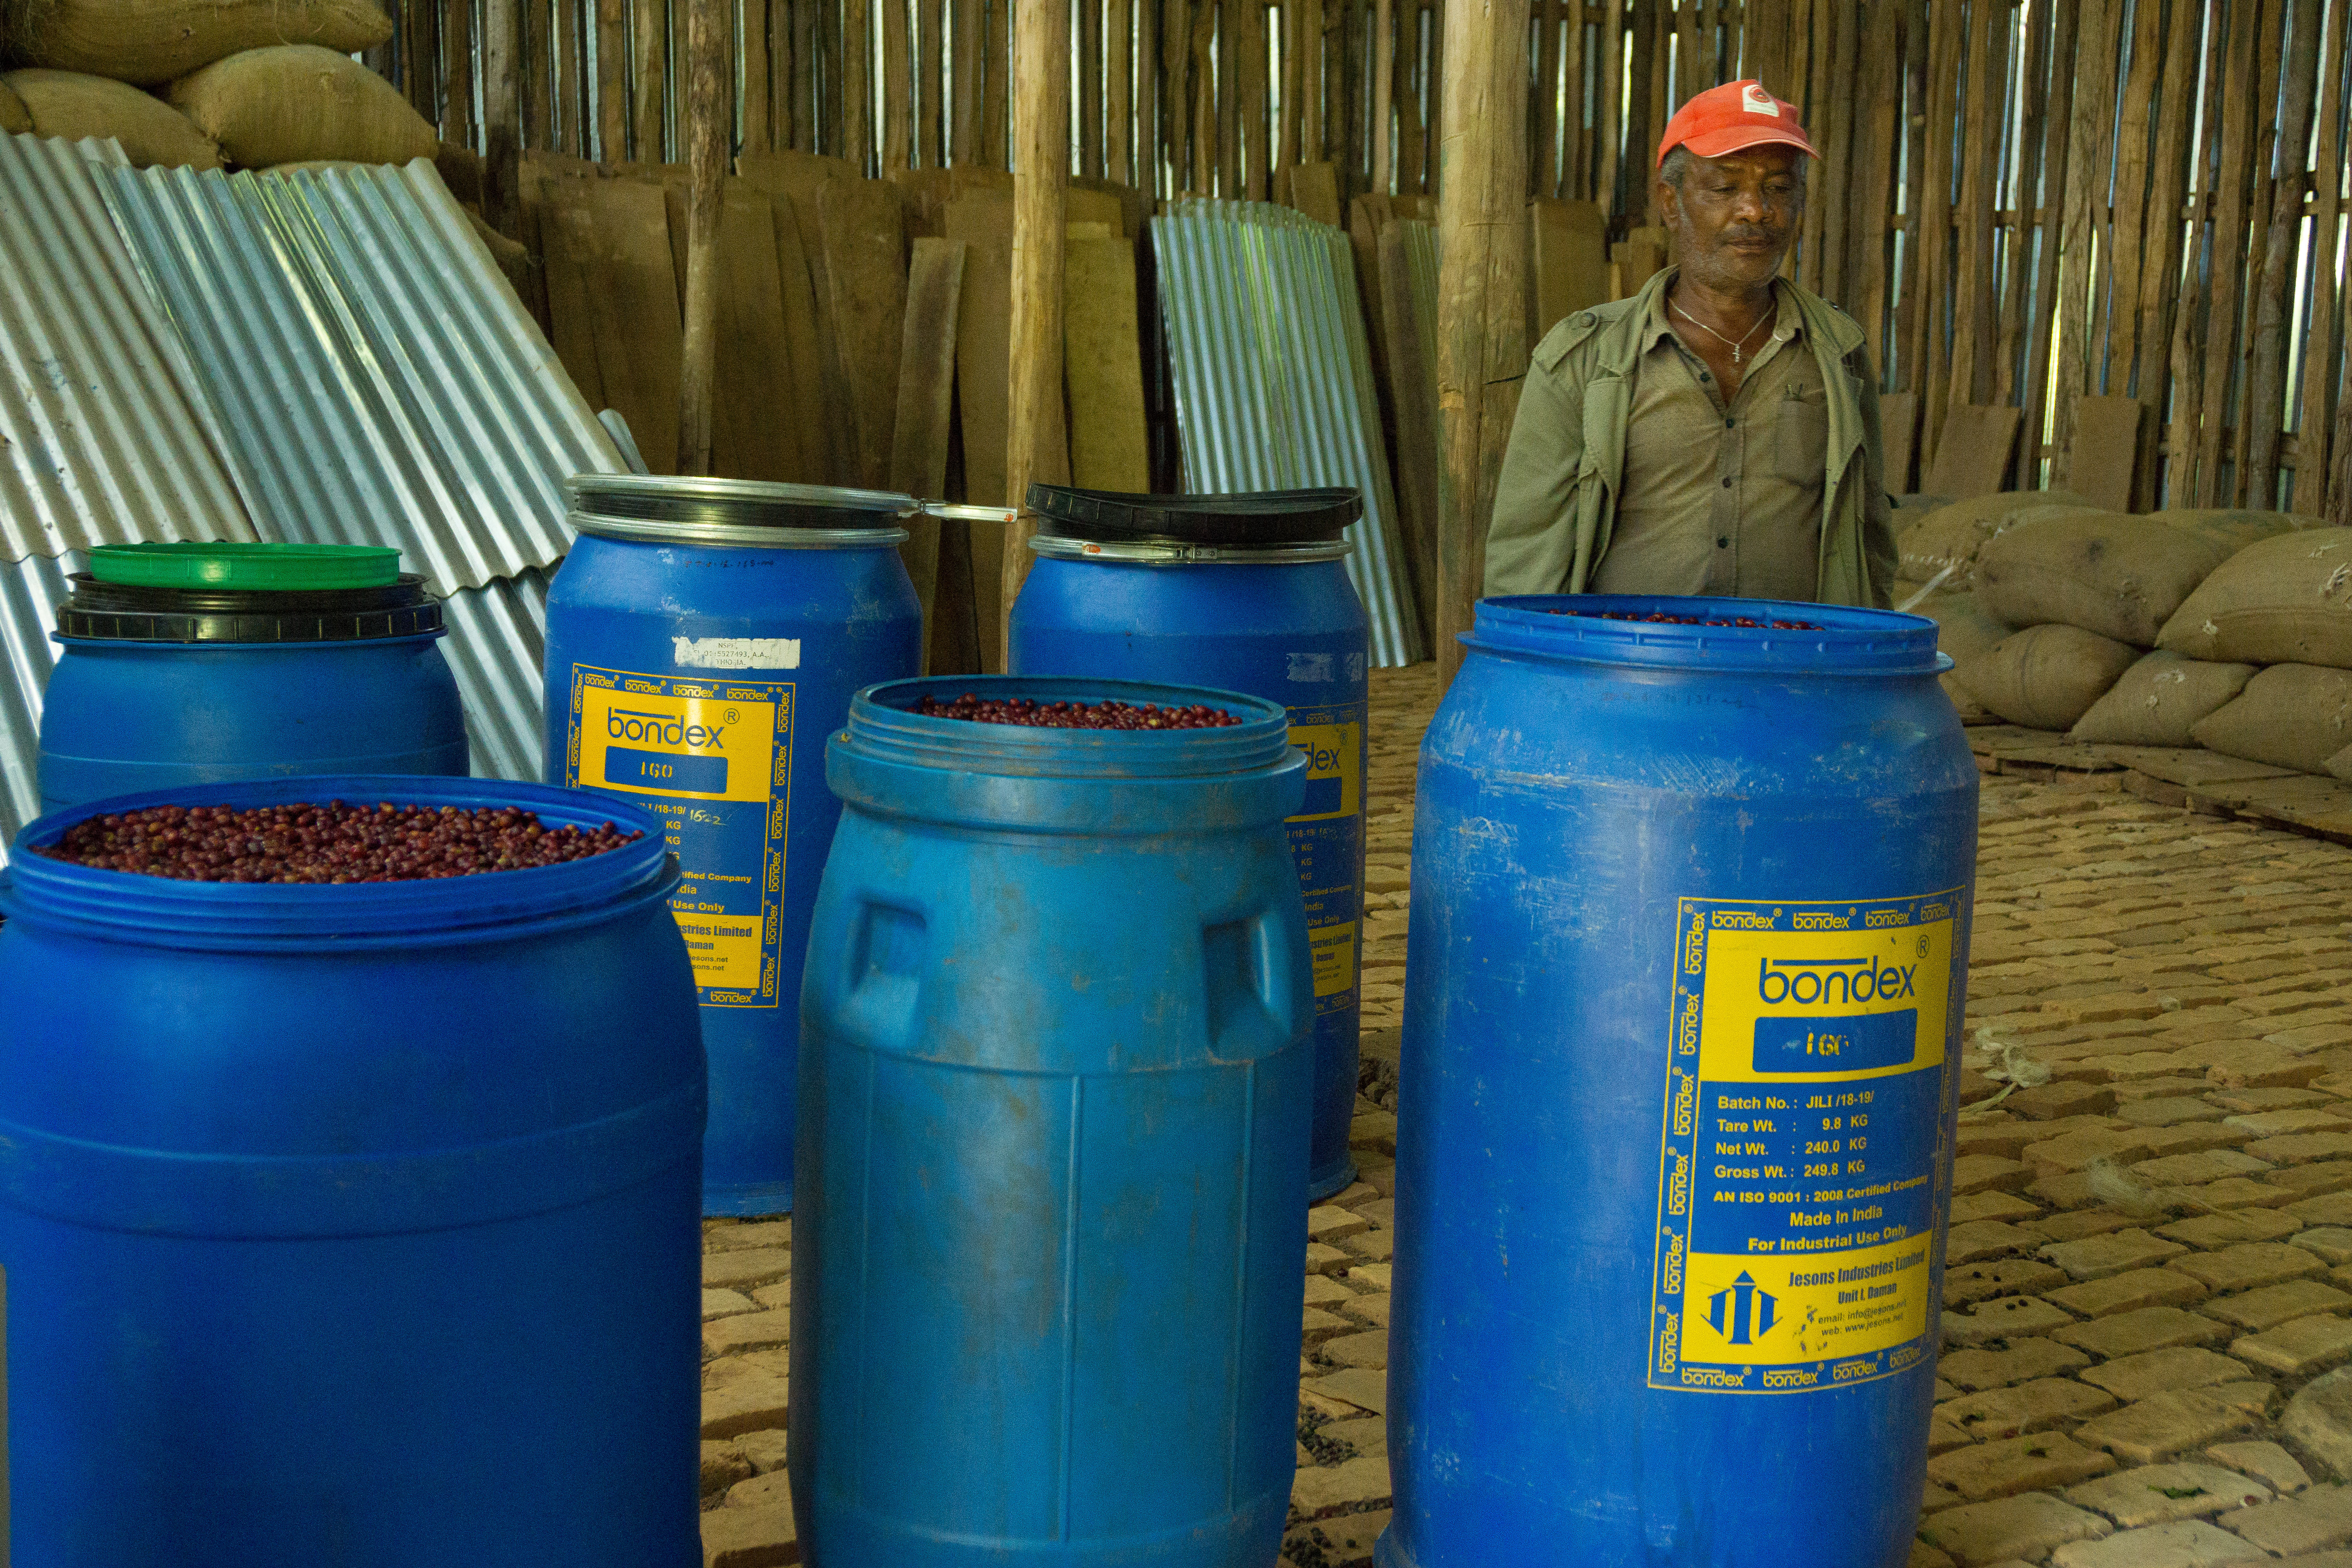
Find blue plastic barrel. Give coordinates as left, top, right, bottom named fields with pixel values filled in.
left=1009, top=486, right=1370, bottom=1198
left=38, top=544, right=468, bottom=813
left=792, top=675, right=1314, bottom=1568
left=546, top=475, right=924, bottom=1216
left=0, top=775, right=704, bottom=1566
left=1384, top=597, right=1978, bottom=1568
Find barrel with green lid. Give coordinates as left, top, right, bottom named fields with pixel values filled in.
left=37, top=543, right=469, bottom=813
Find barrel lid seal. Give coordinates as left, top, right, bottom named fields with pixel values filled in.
left=90, top=543, right=401, bottom=592
left=566, top=474, right=915, bottom=546
left=57, top=574, right=444, bottom=644
left=1026, top=484, right=1362, bottom=547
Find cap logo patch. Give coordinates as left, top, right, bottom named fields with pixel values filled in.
left=1742, top=83, right=1780, bottom=116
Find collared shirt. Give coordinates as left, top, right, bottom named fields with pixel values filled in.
left=1585, top=278, right=1831, bottom=602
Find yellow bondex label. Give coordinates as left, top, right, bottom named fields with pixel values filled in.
left=1648, top=892, right=1958, bottom=1394
left=1287, top=711, right=1365, bottom=1005
left=566, top=668, right=794, bottom=1007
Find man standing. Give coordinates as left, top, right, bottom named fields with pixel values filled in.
left=1485, top=81, right=1896, bottom=608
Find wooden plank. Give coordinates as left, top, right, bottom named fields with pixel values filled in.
left=555, top=0, right=583, bottom=154
left=892, top=238, right=968, bottom=668
left=485, top=0, right=525, bottom=237
left=1887, top=0, right=1927, bottom=388
left=2293, top=9, right=2348, bottom=514
left=1911, top=0, right=1964, bottom=469
left=2066, top=395, right=2152, bottom=512
left=769, top=0, right=793, bottom=157
left=920, top=0, right=945, bottom=164
left=2102, top=0, right=2166, bottom=410
left=403, top=0, right=436, bottom=120
left=2165, top=0, right=2227, bottom=503
left=737, top=150, right=860, bottom=478
left=601, top=0, right=637, bottom=157
left=1003, top=0, right=1072, bottom=654
left=1372, top=0, right=1392, bottom=188
left=2017, top=0, right=2078, bottom=494
left=1290, top=161, right=1344, bottom=225
left=1107, top=0, right=1132, bottom=182
left=1847, top=0, right=1900, bottom=354
left=1436, top=0, right=1528, bottom=683
left=2244, top=0, right=2325, bottom=506
left=795, top=0, right=818, bottom=148
left=1923, top=404, right=2022, bottom=499
left=1944, top=0, right=2002, bottom=413
left=1062, top=235, right=1151, bottom=490
left=1534, top=0, right=1560, bottom=198
left=525, top=0, right=553, bottom=149
left=883, top=0, right=911, bottom=168
left=1815, top=0, right=1857, bottom=305
left=1241, top=0, right=1269, bottom=196
left=946, top=191, right=1017, bottom=666
left=708, top=183, right=806, bottom=479
left=820, top=180, right=912, bottom=488
left=2192, top=0, right=2270, bottom=504
left=1596, top=0, right=1623, bottom=215
left=442, top=0, right=475, bottom=147
left=2125, top=0, right=2198, bottom=418
left=1880, top=388, right=1920, bottom=494
left=1675, top=0, right=1700, bottom=113
left=764, top=187, right=835, bottom=481
left=1527, top=197, right=1608, bottom=340
left=1621, top=0, right=1658, bottom=221
left=679, top=0, right=728, bottom=474
left=1559, top=0, right=1584, bottom=200
left=1135, top=0, right=1158, bottom=192
left=818, top=0, right=842, bottom=157
left=844, top=0, right=871, bottom=171
left=1744, top=0, right=1785, bottom=91
left=1081, top=0, right=1104, bottom=178
left=543, top=176, right=683, bottom=472
left=1993, top=0, right=2049, bottom=414
left=984, top=0, right=1009, bottom=164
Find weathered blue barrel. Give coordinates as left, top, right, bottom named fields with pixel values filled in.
left=0, top=775, right=704, bottom=1566
left=1385, top=596, right=1978, bottom=1568
left=546, top=476, right=924, bottom=1215
left=791, top=675, right=1314, bottom=1568
left=38, top=543, right=467, bottom=813
left=1009, top=486, right=1370, bottom=1198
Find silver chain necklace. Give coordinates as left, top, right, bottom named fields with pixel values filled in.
left=1670, top=293, right=1773, bottom=364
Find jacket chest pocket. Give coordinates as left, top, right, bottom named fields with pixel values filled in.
left=1772, top=387, right=1830, bottom=486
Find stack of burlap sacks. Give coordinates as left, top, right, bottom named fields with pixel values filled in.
left=0, top=0, right=433, bottom=171
left=1900, top=496, right=2352, bottom=779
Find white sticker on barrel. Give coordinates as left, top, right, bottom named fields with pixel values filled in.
left=672, top=636, right=802, bottom=670
left=1646, top=892, right=1958, bottom=1395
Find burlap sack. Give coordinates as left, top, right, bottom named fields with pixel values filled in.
left=2149, top=508, right=2319, bottom=553
left=1954, top=624, right=2140, bottom=732
left=2, top=68, right=222, bottom=168
left=2190, top=664, right=2352, bottom=774
left=1908, top=587, right=2011, bottom=666
left=0, top=78, right=32, bottom=134
left=1895, top=490, right=2096, bottom=586
left=9, top=0, right=389, bottom=85
left=2069, top=650, right=2256, bottom=746
left=1976, top=513, right=2236, bottom=646
left=2157, top=527, right=2352, bottom=668
left=167, top=45, right=436, bottom=168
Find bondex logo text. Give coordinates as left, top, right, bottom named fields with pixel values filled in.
left=1757, top=956, right=1916, bottom=1007
left=609, top=708, right=727, bottom=750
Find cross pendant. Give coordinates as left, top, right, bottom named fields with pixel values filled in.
left=1733, top=347, right=1743, bottom=364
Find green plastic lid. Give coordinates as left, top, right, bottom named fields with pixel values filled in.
left=87, top=543, right=402, bottom=592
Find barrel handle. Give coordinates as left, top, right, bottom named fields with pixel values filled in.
left=915, top=502, right=1020, bottom=527
left=833, top=895, right=928, bottom=1052
left=1203, top=909, right=1303, bottom=1056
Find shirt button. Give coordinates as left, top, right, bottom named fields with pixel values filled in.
left=1725, top=418, right=1735, bottom=429
left=1717, top=537, right=1729, bottom=548
left=1700, top=372, right=1712, bottom=381
left=1720, top=477, right=1732, bottom=488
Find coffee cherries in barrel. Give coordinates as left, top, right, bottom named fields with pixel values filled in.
left=36, top=801, right=642, bottom=884
left=912, top=694, right=1242, bottom=730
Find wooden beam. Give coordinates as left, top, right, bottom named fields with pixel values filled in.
left=2294, top=0, right=2348, bottom=514
left=485, top=0, right=524, bottom=238
left=2244, top=0, right=2323, bottom=507
left=1002, top=0, right=1071, bottom=636
left=845, top=0, right=872, bottom=170
left=679, top=0, right=729, bottom=475
left=1437, top=0, right=1530, bottom=684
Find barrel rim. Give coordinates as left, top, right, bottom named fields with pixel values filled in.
left=566, top=474, right=916, bottom=548
left=840, top=675, right=1296, bottom=779
left=1, top=777, right=679, bottom=949
left=1026, top=533, right=1354, bottom=565
left=1470, top=594, right=1950, bottom=675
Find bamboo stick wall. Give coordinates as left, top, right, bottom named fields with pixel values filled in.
left=376, top=0, right=2352, bottom=517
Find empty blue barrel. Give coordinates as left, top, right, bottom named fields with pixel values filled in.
left=546, top=476, right=924, bottom=1216
left=0, top=775, right=704, bottom=1566
left=1385, top=597, right=1978, bottom=1568
left=791, top=676, right=1314, bottom=1567
left=1009, top=486, right=1370, bottom=1198
left=38, top=543, right=468, bottom=813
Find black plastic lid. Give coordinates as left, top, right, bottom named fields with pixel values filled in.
left=56, top=573, right=444, bottom=644
left=1026, top=485, right=1363, bottom=547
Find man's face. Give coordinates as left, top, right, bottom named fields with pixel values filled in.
left=1658, top=146, right=1806, bottom=291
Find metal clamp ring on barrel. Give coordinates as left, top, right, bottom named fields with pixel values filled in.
left=1025, top=533, right=1354, bottom=565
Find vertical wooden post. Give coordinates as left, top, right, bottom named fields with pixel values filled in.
left=845, top=0, right=872, bottom=171
left=679, top=0, right=728, bottom=475
left=1436, top=0, right=1530, bottom=685
left=1372, top=0, right=1393, bottom=189
left=485, top=0, right=524, bottom=239
left=1002, top=0, right=1071, bottom=635
left=2244, top=0, right=2323, bottom=508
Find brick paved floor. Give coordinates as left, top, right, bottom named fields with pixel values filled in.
left=697, top=662, right=2352, bottom=1568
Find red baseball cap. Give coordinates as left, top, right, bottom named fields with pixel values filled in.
left=1656, top=80, right=1818, bottom=168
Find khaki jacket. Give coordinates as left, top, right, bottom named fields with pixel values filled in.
left=1484, top=267, right=1898, bottom=608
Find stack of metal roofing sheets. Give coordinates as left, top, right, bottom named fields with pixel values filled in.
left=0, top=134, right=258, bottom=849
left=1152, top=198, right=1425, bottom=666
left=0, top=140, right=617, bottom=857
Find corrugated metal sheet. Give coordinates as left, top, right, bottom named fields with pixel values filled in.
left=439, top=566, right=552, bottom=785
left=94, top=158, right=619, bottom=593
left=1154, top=200, right=1425, bottom=666
left=0, top=553, right=77, bottom=850
left=0, top=134, right=254, bottom=561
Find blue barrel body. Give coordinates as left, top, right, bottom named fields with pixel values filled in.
left=1383, top=597, right=1978, bottom=1568
left=1011, top=550, right=1369, bottom=1198
left=791, top=676, right=1314, bottom=1568
left=39, top=634, right=467, bottom=812
left=0, top=775, right=704, bottom=1567
left=546, top=511, right=922, bottom=1216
